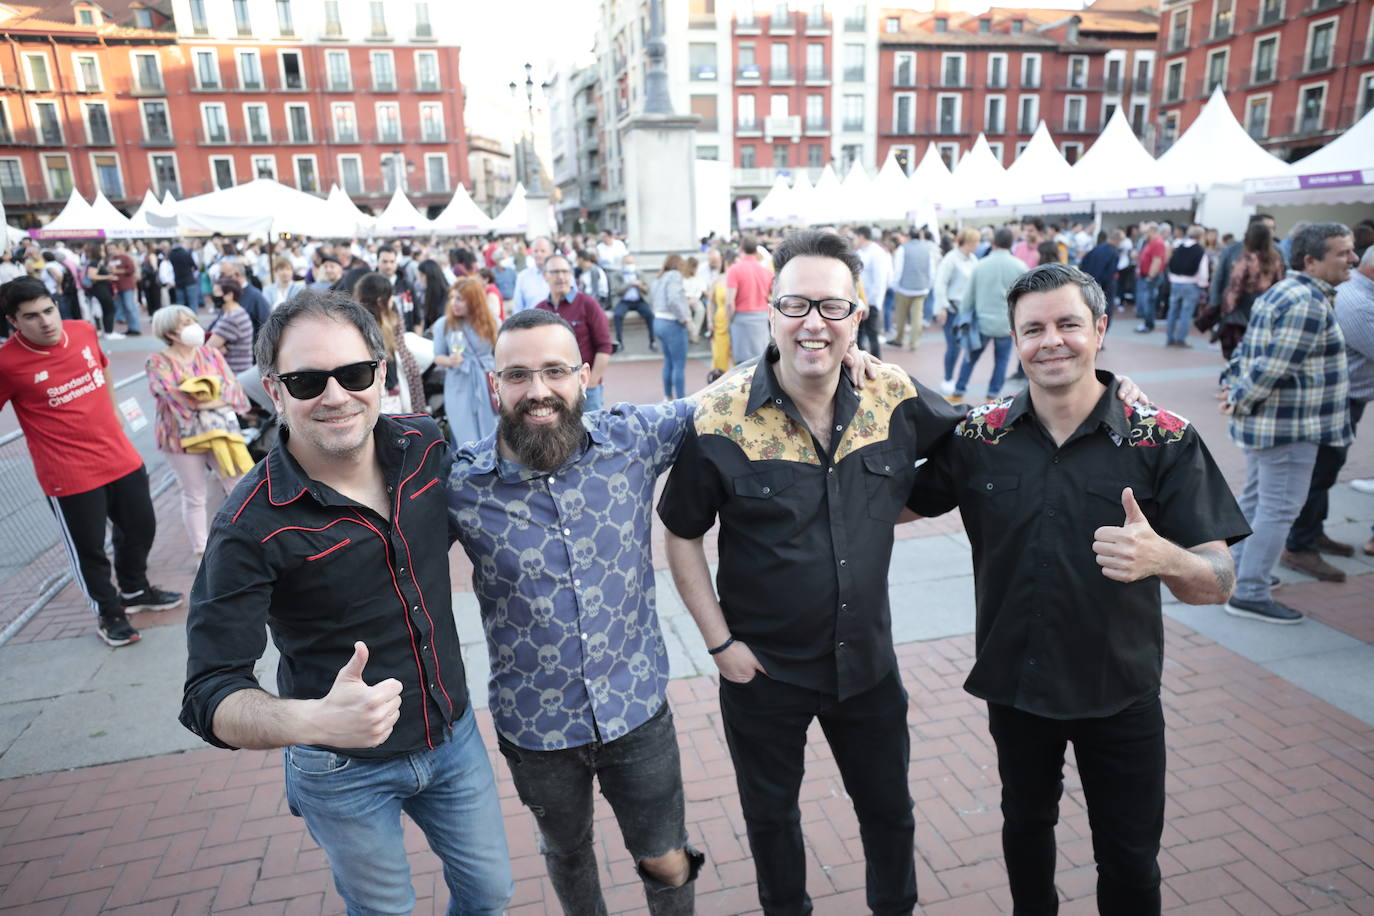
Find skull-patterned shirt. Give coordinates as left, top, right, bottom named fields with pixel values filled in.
left=448, top=400, right=693, bottom=750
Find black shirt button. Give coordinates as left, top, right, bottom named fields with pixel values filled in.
left=986, top=482, right=994, bottom=490
left=1052, top=456, right=1060, bottom=464
left=412, top=605, right=420, bottom=612
left=840, top=603, right=848, bottom=611
left=838, top=641, right=845, bottom=648
left=761, top=486, right=771, bottom=494
left=1047, top=509, right=1056, bottom=517
left=839, top=559, right=847, bottom=567
left=399, top=567, right=406, bottom=575
left=1028, top=657, right=1037, bottom=666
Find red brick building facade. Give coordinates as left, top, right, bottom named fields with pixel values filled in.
left=1152, top=0, right=1374, bottom=161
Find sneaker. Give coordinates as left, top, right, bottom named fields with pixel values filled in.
left=120, top=586, right=184, bottom=613
left=126, top=330, right=142, bottom=337
left=98, top=611, right=141, bottom=647
left=1280, top=549, right=1345, bottom=582
left=939, top=378, right=956, bottom=396
left=105, top=332, right=126, bottom=340
left=1350, top=478, right=1374, bottom=495
left=1225, top=596, right=1304, bottom=625
left=612, top=340, right=623, bottom=354
left=1315, top=534, right=1355, bottom=557
left=1134, top=324, right=1152, bottom=333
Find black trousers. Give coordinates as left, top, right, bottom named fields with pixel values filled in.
left=48, top=465, right=156, bottom=617
left=987, top=696, right=1165, bottom=916
left=1288, top=398, right=1365, bottom=552
left=613, top=297, right=656, bottom=345
left=857, top=305, right=884, bottom=358
left=720, top=670, right=916, bottom=915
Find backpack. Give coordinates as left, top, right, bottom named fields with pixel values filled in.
left=59, top=263, right=78, bottom=301
left=1168, top=244, right=1205, bottom=277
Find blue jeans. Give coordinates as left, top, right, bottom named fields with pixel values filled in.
left=283, top=704, right=513, bottom=915
left=654, top=317, right=688, bottom=400
left=942, top=308, right=961, bottom=383
left=497, top=704, right=703, bottom=916
left=956, top=334, right=1013, bottom=398
left=1165, top=283, right=1201, bottom=344
left=1134, top=275, right=1162, bottom=328
left=176, top=283, right=200, bottom=308
left=584, top=384, right=604, bottom=412
left=114, top=288, right=140, bottom=332
left=882, top=287, right=895, bottom=334
left=1231, top=441, right=1320, bottom=602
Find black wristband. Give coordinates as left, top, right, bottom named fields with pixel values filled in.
left=707, top=636, right=736, bottom=656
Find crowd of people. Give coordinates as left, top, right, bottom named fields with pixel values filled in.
left=0, top=209, right=1371, bottom=916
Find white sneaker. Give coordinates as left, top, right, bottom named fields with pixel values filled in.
left=105, top=332, right=126, bottom=340
left=939, top=379, right=955, bottom=396
left=1351, top=478, right=1374, bottom=495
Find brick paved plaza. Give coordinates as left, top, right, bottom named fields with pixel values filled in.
left=2, top=322, right=1372, bottom=914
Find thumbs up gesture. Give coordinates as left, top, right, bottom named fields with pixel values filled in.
left=313, top=642, right=404, bottom=749
left=1092, top=487, right=1166, bottom=583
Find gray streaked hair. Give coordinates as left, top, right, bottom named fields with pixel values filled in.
left=1006, top=262, right=1107, bottom=328
left=150, top=305, right=197, bottom=344
left=1290, top=222, right=1351, bottom=271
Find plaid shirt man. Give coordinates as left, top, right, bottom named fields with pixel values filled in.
left=1223, top=271, right=1353, bottom=450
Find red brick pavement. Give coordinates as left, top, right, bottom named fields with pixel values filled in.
left=3, top=627, right=1373, bottom=914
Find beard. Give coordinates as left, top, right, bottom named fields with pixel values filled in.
left=498, top=391, right=587, bottom=472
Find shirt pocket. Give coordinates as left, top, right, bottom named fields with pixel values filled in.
left=1084, top=479, right=1155, bottom=532
left=862, top=447, right=913, bottom=522
left=966, top=473, right=1021, bottom=522
left=732, top=467, right=796, bottom=501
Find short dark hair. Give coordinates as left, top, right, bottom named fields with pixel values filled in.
left=771, top=230, right=862, bottom=287
left=376, top=244, right=396, bottom=257
left=853, top=226, right=873, bottom=241
left=254, top=288, right=386, bottom=375
left=993, top=227, right=1015, bottom=249
left=0, top=277, right=52, bottom=318
left=740, top=236, right=759, bottom=255
left=1006, top=262, right=1107, bottom=329
left=499, top=306, right=575, bottom=339
left=1028, top=218, right=1046, bottom=233
left=1291, top=222, right=1351, bottom=271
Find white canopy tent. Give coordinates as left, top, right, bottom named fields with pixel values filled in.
left=942, top=134, right=1013, bottom=217
left=868, top=151, right=915, bottom=224
left=5, top=224, right=28, bottom=246
left=786, top=171, right=815, bottom=226
left=175, top=179, right=335, bottom=236
left=30, top=191, right=101, bottom=240
left=740, top=175, right=793, bottom=229
left=1068, top=108, right=1195, bottom=212
left=805, top=165, right=845, bottom=226
left=489, top=184, right=529, bottom=235
left=370, top=188, right=434, bottom=237
left=124, top=189, right=180, bottom=238
left=318, top=184, right=376, bottom=238
left=1000, top=122, right=1077, bottom=215
left=89, top=191, right=135, bottom=238
left=1245, top=105, right=1374, bottom=208
left=906, top=143, right=952, bottom=229
left=836, top=162, right=877, bottom=225
left=429, top=184, right=492, bottom=235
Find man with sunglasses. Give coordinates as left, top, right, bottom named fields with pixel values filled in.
left=181, top=290, right=512, bottom=915
left=657, top=230, right=964, bottom=914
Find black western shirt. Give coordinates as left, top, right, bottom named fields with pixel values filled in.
left=907, top=372, right=1250, bottom=720
left=657, top=353, right=962, bottom=700
left=181, top=414, right=468, bottom=759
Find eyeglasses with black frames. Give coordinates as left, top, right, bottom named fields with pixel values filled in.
left=771, top=296, right=860, bottom=320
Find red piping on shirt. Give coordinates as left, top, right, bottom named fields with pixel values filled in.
left=349, top=508, right=435, bottom=749
left=260, top=516, right=362, bottom=544
left=264, top=454, right=308, bottom=506
left=231, top=477, right=268, bottom=525
left=408, top=477, right=439, bottom=499
left=305, top=538, right=351, bottom=561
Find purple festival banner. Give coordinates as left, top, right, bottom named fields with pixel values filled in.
left=1041, top=193, right=1071, bottom=203
left=1298, top=171, right=1362, bottom=189
left=1127, top=186, right=1165, bottom=199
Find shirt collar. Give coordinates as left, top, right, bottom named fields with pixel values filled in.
left=267, top=414, right=410, bottom=507
left=745, top=346, right=859, bottom=438
left=460, top=411, right=609, bottom=481
left=1292, top=269, right=1337, bottom=302
left=1004, top=370, right=1130, bottom=445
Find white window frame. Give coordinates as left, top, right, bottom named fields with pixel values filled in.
left=237, top=50, right=264, bottom=91
left=1361, top=73, right=1374, bottom=118
left=193, top=49, right=221, bottom=90
left=1017, top=94, right=1039, bottom=133
left=415, top=50, right=440, bottom=90
left=147, top=152, right=179, bottom=197
left=1103, top=50, right=1125, bottom=94
left=0, top=99, right=12, bottom=144
left=1205, top=48, right=1229, bottom=93
left=1252, top=34, right=1280, bottom=83
left=1067, top=54, right=1089, bottom=90
left=250, top=153, right=278, bottom=180
left=424, top=153, right=449, bottom=192
left=336, top=154, right=364, bottom=194
left=326, top=50, right=352, bottom=91
left=1132, top=51, right=1153, bottom=95
left=88, top=152, right=124, bottom=198
left=984, top=94, right=1006, bottom=134
left=892, top=91, right=915, bottom=133
left=1165, top=59, right=1186, bottom=103
left=31, top=99, right=64, bottom=144
left=987, top=52, right=1007, bottom=89
left=1130, top=100, right=1149, bottom=133
left=40, top=152, right=74, bottom=199
left=890, top=143, right=915, bottom=174
left=293, top=154, right=320, bottom=193
left=940, top=52, right=966, bottom=87
left=331, top=102, right=358, bottom=143
left=22, top=52, right=51, bottom=91
left=129, top=51, right=163, bottom=92
left=1021, top=53, right=1041, bottom=88
left=739, top=93, right=757, bottom=127
left=209, top=155, right=236, bottom=190
left=1170, top=8, right=1190, bottom=51
left=893, top=51, right=915, bottom=88
left=242, top=103, right=271, bottom=143
left=1211, top=0, right=1234, bottom=37
left=138, top=100, right=172, bottom=142
left=1246, top=93, right=1272, bottom=138
left=278, top=49, right=306, bottom=90
left=375, top=101, right=402, bottom=143
left=1304, top=16, right=1338, bottom=71
left=1295, top=80, right=1328, bottom=132
left=1101, top=97, right=1119, bottom=127
left=419, top=101, right=445, bottom=142
left=285, top=102, right=312, bottom=142
left=371, top=50, right=397, bottom=92
left=1015, top=141, right=1030, bottom=157
left=0, top=157, right=27, bottom=194
left=987, top=141, right=1003, bottom=164
left=936, top=93, right=961, bottom=133
left=81, top=100, right=113, bottom=144
left=200, top=102, right=230, bottom=143
left=71, top=53, right=103, bottom=91
left=1060, top=142, right=1083, bottom=163
left=1063, top=94, right=1087, bottom=132
left=936, top=142, right=958, bottom=169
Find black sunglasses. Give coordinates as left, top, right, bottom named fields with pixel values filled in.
left=274, top=360, right=380, bottom=399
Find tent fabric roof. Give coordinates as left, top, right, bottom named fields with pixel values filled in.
left=1000, top=121, right=1075, bottom=207
left=805, top=165, right=845, bottom=226
left=174, top=179, right=334, bottom=236
left=489, top=184, right=529, bottom=235
left=372, top=188, right=433, bottom=237
left=741, top=175, right=792, bottom=228
left=31, top=192, right=103, bottom=239
left=1156, top=88, right=1294, bottom=192
left=430, top=185, right=492, bottom=235
left=1244, top=106, right=1374, bottom=205
left=1068, top=107, right=1193, bottom=207
left=943, top=134, right=1011, bottom=212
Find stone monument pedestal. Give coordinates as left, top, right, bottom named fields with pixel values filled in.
left=621, top=113, right=700, bottom=269
left=524, top=192, right=552, bottom=241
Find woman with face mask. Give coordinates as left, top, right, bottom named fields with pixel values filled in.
left=146, top=305, right=250, bottom=556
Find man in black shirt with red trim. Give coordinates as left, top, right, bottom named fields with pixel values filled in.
left=908, top=264, right=1249, bottom=915
left=180, top=290, right=512, bottom=914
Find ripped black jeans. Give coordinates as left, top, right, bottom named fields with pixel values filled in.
left=497, top=703, right=705, bottom=915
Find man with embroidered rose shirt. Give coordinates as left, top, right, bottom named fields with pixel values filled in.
left=0, top=276, right=181, bottom=648
left=907, top=263, right=1249, bottom=915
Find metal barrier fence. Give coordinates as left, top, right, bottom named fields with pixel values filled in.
left=0, top=371, right=176, bottom=646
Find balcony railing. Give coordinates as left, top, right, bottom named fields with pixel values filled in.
left=126, top=75, right=166, bottom=96
left=1210, top=19, right=1233, bottom=40
left=1247, top=5, right=1284, bottom=29
left=418, top=78, right=440, bottom=91
left=692, top=65, right=718, bottom=81
left=881, top=117, right=962, bottom=136
left=843, top=66, right=865, bottom=81
left=1021, top=74, right=1041, bottom=89
left=141, top=131, right=175, bottom=148
left=334, top=128, right=360, bottom=143
left=327, top=78, right=352, bottom=91
left=1105, top=74, right=1123, bottom=93
left=805, top=115, right=829, bottom=133
left=1, top=184, right=27, bottom=204
left=842, top=117, right=865, bottom=131
left=1300, top=50, right=1334, bottom=75
left=771, top=65, right=794, bottom=82
left=733, top=166, right=826, bottom=187
left=88, top=125, right=114, bottom=146
left=196, top=126, right=235, bottom=145
left=844, top=14, right=865, bottom=31
left=806, top=13, right=829, bottom=32
left=193, top=79, right=222, bottom=92
left=764, top=114, right=801, bottom=137
left=1247, top=118, right=1268, bottom=140
left=1018, top=117, right=1037, bottom=134
left=1059, top=118, right=1100, bottom=134
left=940, top=73, right=968, bottom=88
left=373, top=79, right=397, bottom=92
left=377, top=128, right=403, bottom=143
left=986, top=74, right=1007, bottom=89
left=769, top=13, right=794, bottom=32
left=805, top=66, right=829, bottom=82
left=893, top=73, right=915, bottom=88
left=419, top=129, right=446, bottom=143
left=985, top=118, right=1006, bottom=135
left=737, top=117, right=761, bottom=133
left=1169, top=27, right=1189, bottom=52
left=1062, top=77, right=1101, bottom=91
left=737, top=65, right=761, bottom=81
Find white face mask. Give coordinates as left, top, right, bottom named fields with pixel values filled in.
left=499, top=257, right=514, bottom=269
left=179, top=323, right=206, bottom=347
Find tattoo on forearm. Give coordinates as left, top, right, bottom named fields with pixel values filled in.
left=1202, top=546, right=1235, bottom=596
